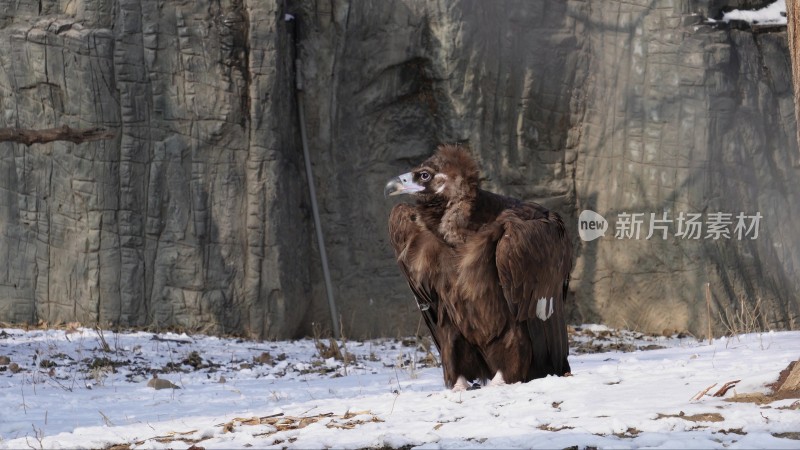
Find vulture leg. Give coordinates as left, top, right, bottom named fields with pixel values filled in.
left=480, top=324, right=532, bottom=384
left=439, top=312, right=491, bottom=388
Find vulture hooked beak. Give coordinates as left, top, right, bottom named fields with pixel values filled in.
left=384, top=172, right=424, bottom=197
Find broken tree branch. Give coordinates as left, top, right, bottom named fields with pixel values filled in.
left=0, top=125, right=115, bottom=146
left=691, top=383, right=717, bottom=401
left=713, top=380, right=741, bottom=397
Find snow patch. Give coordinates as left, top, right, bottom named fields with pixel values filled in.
left=0, top=327, right=798, bottom=448
left=711, top=0, right=787, bottom=26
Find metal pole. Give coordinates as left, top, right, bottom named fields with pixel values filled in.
left=295, top=56, right=341, bottom=338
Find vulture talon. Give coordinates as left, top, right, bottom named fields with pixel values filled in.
left=489, top=371, right=507, bottom=387
left=452, top=376, right=471, bottom=392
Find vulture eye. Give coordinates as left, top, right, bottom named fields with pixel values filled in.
left=419, top=171, right=431, bottom=182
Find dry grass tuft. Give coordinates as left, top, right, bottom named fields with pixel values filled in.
left=655, top=412, right=725, bottom=423
left=718, top=296, right=766, bottom=336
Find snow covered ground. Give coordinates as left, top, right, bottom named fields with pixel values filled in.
left=0, top=325, right=798, bottom=449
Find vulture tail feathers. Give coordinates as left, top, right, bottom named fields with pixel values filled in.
left=526, top=279, right=571, bottom=378
left=494, top=208, right=572, bottom=380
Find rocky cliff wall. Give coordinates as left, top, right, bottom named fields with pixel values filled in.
left=1, top=0, right=797, bottom=338
left=0, top=0, right=312, bottom=338
left=298, top=0, right=800, bottom=337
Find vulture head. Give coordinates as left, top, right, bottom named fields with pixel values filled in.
left=384, top=144, right=480, bottom=203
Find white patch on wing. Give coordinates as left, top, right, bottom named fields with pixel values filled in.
left=536, top=297, right=554, bottom=321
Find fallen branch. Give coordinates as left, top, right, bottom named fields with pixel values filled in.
left=691, top=383, right=717, bottom=401
left=150, top=335, right=192, bottom=344
left=713, top=380, right=741, bottom=397
left=691, top=379, right=741, bottom=401
left=0, top=125, right=115, bottom=146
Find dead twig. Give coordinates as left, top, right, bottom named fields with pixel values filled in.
left=340, top=315, right=348, bottom=376
left=705, top=283, right=713, bottom=344
left=95, top=325, right=111, bottom=352
left=99, top=410, right=115, bottom=427
left=719, top=296, right=765, bottom=337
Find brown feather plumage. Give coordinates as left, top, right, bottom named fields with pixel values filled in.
left=388, top=203, right=491, bottom=388
left=386, top=144, right=572, bottom=387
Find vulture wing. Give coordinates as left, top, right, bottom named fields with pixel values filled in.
left=495, top=204, right=572, bottom=376
left=397, top=257, right=442, bottom=351
left=388, top=205, right=441, bottom=349
left=388, top=203, right=491, bottom=387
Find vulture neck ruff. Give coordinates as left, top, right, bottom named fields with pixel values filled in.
left=415, top=176, right=478, bottom=246
left=439, top=189, right=476, bottom=245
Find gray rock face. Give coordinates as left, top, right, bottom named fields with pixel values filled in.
left=1, top=0, right=797, bottom=338
left=0, top=0, right=311, bottom=338
left=298, top=0, right=800, bottom=337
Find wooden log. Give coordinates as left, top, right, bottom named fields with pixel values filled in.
left=771, top=360, right=800, bottom=393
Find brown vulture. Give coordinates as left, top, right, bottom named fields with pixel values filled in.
left=384, top=144, right=572, bottom=390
